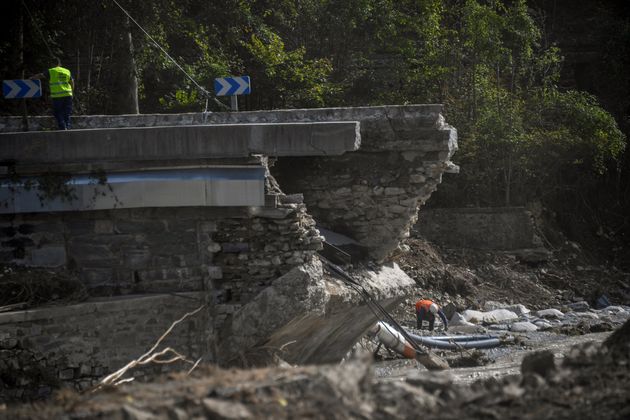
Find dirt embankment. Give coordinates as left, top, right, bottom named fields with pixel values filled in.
left=393, top=236, right=630, bottom=313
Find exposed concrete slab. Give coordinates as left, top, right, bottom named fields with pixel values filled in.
left=0, top=166, right=265, bottom=213
left=0, top=122, right=360, bottom=165
left=217, top=258, right=415, bottom=365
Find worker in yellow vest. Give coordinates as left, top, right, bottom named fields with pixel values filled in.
left=31, top=57, right=74, bottom=130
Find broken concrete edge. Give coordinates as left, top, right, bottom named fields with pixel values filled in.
left=217, top=256, right=419, bottom=366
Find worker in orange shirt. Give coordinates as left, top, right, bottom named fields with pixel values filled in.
left=415, top=299, right=449, bottom=331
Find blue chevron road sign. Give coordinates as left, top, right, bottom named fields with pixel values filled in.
left=214, top=76, right=251, bottom=96
left=3, top=79, right=42, bottom=99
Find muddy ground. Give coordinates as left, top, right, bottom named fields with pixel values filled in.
left=2, top=236, right=630, bottom=419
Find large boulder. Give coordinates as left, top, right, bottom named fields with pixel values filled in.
left=217, top=258, right=416, bottom=365
left=462, top=309, right=518, bottom=324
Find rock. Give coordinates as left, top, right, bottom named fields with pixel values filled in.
left=122, top=405, right=155, bottom=420
left=442, top=302, right=458, bottom=321
left=488, top=324, right=509, bottom=331
left=511, top=322, right=538, bottom=332
left=513, top=248, right=551, bottom=264
left=595, top=294, right=611, bottom=309
left=533, top=320, right=553, bottom=330
left=503, top=304, right=530, bottom=316
left=482, top=309, right=519, bottom=324
left=449, top=312, right=473, bottom=326
left=202, top=398, right=252, bottom=419
left=570, top=312, right=599, bottom=320
left=567, top=301, right=590, bottom=312
left=601, top=306, right=626, bottom=314
left=521, top=350, right=556, bottom=378
left=462, top=309, right=518, bottom=324
left=461, top=310, right=485, bottom=324
left=483, top=301, right=504, bottom=311
left=536, top=308, right=564, bottom=319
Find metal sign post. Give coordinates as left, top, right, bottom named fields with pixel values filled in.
left=3, top=79, right=43, bottom=132
left=214, top=76, right=251, bottom=112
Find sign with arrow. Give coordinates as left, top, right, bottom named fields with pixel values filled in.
left=3, top=79, right=42, bottom=99
left=214, top=76, right=251, bottom=96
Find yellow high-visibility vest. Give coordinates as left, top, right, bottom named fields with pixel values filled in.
left=48, top=66, right=72, bottom=98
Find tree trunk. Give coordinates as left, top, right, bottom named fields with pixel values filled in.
left=111, top=17, right=139, bottom=114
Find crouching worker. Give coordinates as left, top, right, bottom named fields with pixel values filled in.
left=415, top=299, right=448, bottom=332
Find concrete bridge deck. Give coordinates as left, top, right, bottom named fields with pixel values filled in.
left=0, top=121, right=360, bottom=165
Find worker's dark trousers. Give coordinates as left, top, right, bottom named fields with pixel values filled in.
left=52, top=96, right=73, bottom=130
left=417, top=309, right=436, bottom=331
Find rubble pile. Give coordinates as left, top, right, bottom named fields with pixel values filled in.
left=447, top=301, right=630, bottom=335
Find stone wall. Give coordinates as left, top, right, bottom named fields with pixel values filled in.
left=0, top=293, right=208, bottom=402
left=0, top=196, right=322, bottom=304
left=415, top=207, right=541, bottom=250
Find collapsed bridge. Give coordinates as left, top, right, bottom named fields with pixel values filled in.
left=0, top=105, right=457, bottom=396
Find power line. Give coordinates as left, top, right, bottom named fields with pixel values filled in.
left=109, top=0, right=229, bottom=111
left=109, top=0, right=207, bottom=96
left=21, top=0, right=55, bottom=59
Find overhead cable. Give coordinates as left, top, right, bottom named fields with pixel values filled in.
left=21, top=0, right=56, bottom=59
left=109, top=0, right=229, bottom=110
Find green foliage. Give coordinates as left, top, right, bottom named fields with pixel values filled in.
left=2, top=0, right=627, bottom=215
left=528, top=89, right=626, bottom=175
left=243, top=29, right=333, bottom=108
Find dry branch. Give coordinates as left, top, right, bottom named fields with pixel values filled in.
left=93, top=304, right=206, bottom=391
